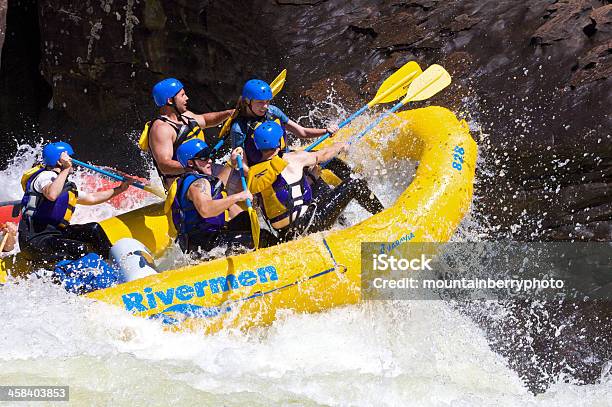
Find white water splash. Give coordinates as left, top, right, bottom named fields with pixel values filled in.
left=0, top=113, right=610, bottom=405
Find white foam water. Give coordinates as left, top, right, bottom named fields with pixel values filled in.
left=0, top=132, right=610, bottom=406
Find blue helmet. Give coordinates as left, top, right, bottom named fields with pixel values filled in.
left=152, top=78, right=184, bottom=107
left=253, top=121, right=283, bottom=150
left=176, top=139, right=212, bottom=167
left=42, top=142, right=74, bottom=167
left=242, top=79, right=273, bottom=101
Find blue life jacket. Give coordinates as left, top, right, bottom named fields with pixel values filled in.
left=20, top=167, right=78, bottom=231
left=235, top=110, right=288, bottom=165
left=171, top=173, right=227, bottom=234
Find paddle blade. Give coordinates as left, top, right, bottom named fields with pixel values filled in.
left=247, top=207, right=260, bottom=250
left=270, top=69, right=287, bottom=96
left=370, top=61, right=422, bottom=106
left=163, top=181, right=178, bottom=213
left=143, top=184, right=167, bottom=199
left=404, top=64, right=451, bottom=103
left=219, top=108, right=239, bottom=138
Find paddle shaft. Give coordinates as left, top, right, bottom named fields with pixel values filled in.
left=236, top=155, right=260, bottom=250
left=349, top=100, right=405, bottom=145
left=305, top=71, right=420, bottom=152
left=235, top=156, right=253, bottom=208
left=71, top=159, right=163, bottom=198
left=304, top=105, right=369, bottom=152
left=72, top=159, right=142, bottom=187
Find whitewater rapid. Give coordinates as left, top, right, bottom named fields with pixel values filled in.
left=0, top=126, right=610, bottom=406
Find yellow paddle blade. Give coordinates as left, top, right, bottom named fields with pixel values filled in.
left=368, top=61, right=422, bottom=106
left=248, top=207, right=260, bottom=250
left=219, top=108, right=239, bottom=138
left=143, top=184, right=167, bottom=199
left=138, top=121, right=151, bottom=151
left=270, top=69, right=287, bottom=97
left=403, top=64, right=451, bottom=103
left=163, top=180, right=178, bottom=213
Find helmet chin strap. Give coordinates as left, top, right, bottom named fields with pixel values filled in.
left=189, top=158, right=209, bottom=174
left=168, top=97, right=183, bottom=119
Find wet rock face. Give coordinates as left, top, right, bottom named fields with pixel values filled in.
left=34, top=0, right=280, bottom=134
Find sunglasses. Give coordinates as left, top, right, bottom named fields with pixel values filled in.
left=193, top=146, right=221, bottom=162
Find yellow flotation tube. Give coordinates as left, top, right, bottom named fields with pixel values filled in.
left=84, top=106, right=477, bottom=333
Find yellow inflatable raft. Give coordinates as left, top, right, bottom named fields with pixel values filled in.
left=1, top=106, right=477, bottom=334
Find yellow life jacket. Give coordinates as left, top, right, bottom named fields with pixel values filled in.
left=21, top=165, right=44, bottom=191
left=247, top=156, right=288, bottom=195
left=247, top=156, right=313, bottom=225
left=139, top=115, right=206, bottom=151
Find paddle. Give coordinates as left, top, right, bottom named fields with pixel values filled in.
left=0, top=200, right=20, bottom=207
left=347, top=64, right=452, bottom=146
left=71, top=159, right=167, bottom=199
left=212, top=69, right=288, bottom=153
left=304, top=61, right=422, bottom=152
left=235, top=155, right=260, bottom=250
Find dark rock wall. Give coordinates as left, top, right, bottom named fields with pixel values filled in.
left=21, top=0, right=287, bottom=163
left=37, top=0, right=282, bottom=128
left=0, top=0, right=6, bottom=66
left=0, top=0, right=51, bottom=159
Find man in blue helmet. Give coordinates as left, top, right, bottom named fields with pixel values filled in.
left=144, top=78, right=234, bottom=188
left=246, top=122, right=384, bottom=242
left=168, top=139, right=276, bottom=255
left=231, top=79, right=340, bottom=166
left=18, top=142, right=134, bottom=265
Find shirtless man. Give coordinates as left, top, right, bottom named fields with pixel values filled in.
left=146, top=78, right=233, bottom=189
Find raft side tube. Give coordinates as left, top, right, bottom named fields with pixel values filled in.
left=85, top=106, right=477, bottom=333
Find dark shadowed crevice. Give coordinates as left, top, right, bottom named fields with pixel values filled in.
left=0, top=0, right=52, bottom=164
left=582, top=18, right=597, bottom=38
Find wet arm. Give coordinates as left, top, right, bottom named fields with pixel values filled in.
left=77, top=183, right=129, bottom=206
left=1, top=222, right=17, bottom=252
left=42, top=169, right=71, bottom=201
left=285, top=119, right=328, bottom=139
left=149, top=124, right=186, bottom=176
left=185, top=109, right=234, bottom=129
left=188, top=179, right=243, bottom=218
left=287, top=143, right=345, bottom=168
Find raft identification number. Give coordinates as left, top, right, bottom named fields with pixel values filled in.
left=122, top=266, right=279, bottom=312
left=452, top=145, right=464, bottom=171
